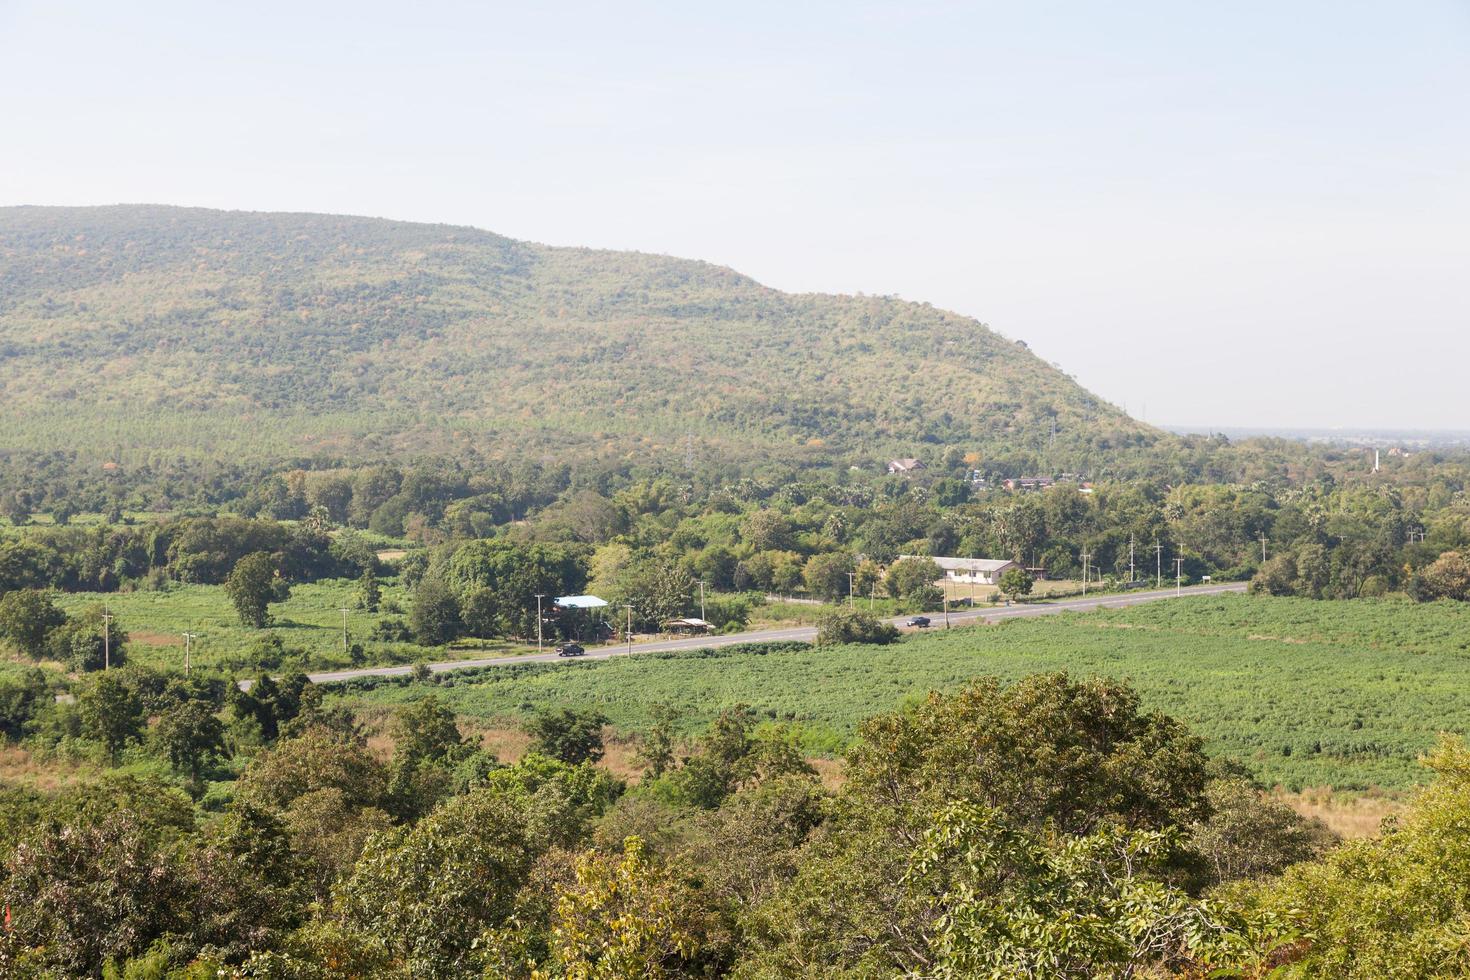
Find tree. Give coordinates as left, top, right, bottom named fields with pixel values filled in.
left=740, top=509, right=794, bottom=552
left=230, top=671, right=312, bottom=743
left=1240, top=735, right=1470, bottom=977
left=909, top=803, right=1267, bottom=979
left=526, top=707, right=609, bottom=765
left=182, top=803, right=311, bottom=964
left=488, top=837, right=720, bottom=979
left=1419, top=550, right=1470, bottom=602
left=336, top=788, right=545, bottom=978
left=409, top=576, right=461, bottom=646
left=48, top=605, right=128, bottom=672
left=460, top=586, right=501, bottom=638
left=79, top=672, right=146, bottom=762
left=0, top=588, right=66, bottom=658
left=1250, top=553, right=1300, bottom=596
left=742, top=675, right=1217, bottom=976
left=153, top=700, right=229, bottom=787
left=355, top=568, right=381, bottom=612
left=618, top=557, right=695, bottom=631
left=814, top=607, right=899, bottom=646
left=0, top=666, right=49, bottom=741
left=225, top=552, right=288, bottom=628
left=998, top=566, right=1033, bottom=601
left=885, top=556, right=943, bottom=605
left=1188, top=775, right=1335, bottom=888
left=803, top=551, right=856, bottom=602
left=636, top=703, right=682, bottom=779
left=0, top=811, right=185, bottom=977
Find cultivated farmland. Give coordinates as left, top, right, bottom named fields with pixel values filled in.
left=331, top=593, right=1470, bottom=791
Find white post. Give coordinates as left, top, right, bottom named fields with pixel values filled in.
left=102, top=610, right=111, bottom=670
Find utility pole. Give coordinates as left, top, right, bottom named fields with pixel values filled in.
left=182, top=631, right=196, bottom=675
left=102, top=609, right=111, bottom=670
left=1174, top=556, right=1185, bottom=596
left=338, top=607, right=350, bottom=653
left=698, top=581, right=707, bottom=623
left=943, top=577, right=951, bottom=629
left=1129, top=533, right=1136, bottom=585
left=869, top=580, right=876, bottom=611
left=1080, top=551, right=1091, bottom=597
left=534, top=594, right=546, bottom=653
left=622, top=604, right=634, bottom=657
left=1260, top=534, right=1268, bottom=564
left=1155, top=541, right=1164, bottom=589
left=847, top=572, right=856, bottom=607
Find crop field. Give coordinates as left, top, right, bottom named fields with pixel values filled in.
left=331, top=594, right=1470, bottom=792
left=50, top=579, right=528, bottom=674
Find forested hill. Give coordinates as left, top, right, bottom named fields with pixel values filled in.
left=0, top=205, right=1156, bottom=470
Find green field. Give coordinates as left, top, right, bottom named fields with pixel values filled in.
left=51, top=578, right=528, bottom=674
left=332, top=594, right=1470, bottom=792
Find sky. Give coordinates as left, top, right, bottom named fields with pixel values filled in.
left=2, top=1, right=1467, bottom=430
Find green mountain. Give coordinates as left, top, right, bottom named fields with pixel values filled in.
left=0, top=205, right=1156, bottom=470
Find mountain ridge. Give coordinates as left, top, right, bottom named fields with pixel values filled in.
left=0, top=204, right=1157, bottom=471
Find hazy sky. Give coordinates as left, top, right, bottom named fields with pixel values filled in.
left=3, top=1, right=1467, bottom=430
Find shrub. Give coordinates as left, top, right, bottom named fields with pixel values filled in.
left=815, top=608, right=900, bottom=646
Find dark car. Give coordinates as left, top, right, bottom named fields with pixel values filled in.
left=555, top=642, right=586, bottom=657
left=906, top=616, right=931, bottom=628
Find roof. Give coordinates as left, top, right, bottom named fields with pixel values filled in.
left=888, top=458, right=924, bottom=470
left=554, top=595, right=608, bottom=609
left=902, top=555, right=1017, bottom=573
left=663, top=617, right=712, bottom=628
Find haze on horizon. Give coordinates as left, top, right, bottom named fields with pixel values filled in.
left=2, top=0, right=1466, bottom=432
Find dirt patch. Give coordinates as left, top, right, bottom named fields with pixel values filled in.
left=131, top=631, right=183, bottom=646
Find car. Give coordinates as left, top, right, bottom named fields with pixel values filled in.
left=555, top=642, right=586, bottom=657
left=906, top=616, right=931, bottom=628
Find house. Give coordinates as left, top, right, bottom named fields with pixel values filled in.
left=887, top=458, right=926, bottom=476
left=901, top=555, right=1020, bottom=586
left=1003, top=476, right=1055, bottom=492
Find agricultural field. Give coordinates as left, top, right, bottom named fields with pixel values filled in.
left=331, top=593, right=1470, bottom=792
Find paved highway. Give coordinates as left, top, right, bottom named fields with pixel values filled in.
left=268, top=581, right=1246, bottom=689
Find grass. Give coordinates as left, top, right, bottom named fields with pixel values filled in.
left=329, top=594, right=1470, bottom=792
left=51, top=578, right=533, bottom=675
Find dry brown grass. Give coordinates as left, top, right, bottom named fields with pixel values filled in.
left=0, top=744, right=98, bottom=792
left=809, top=757, right=846, bottom=792
left=1274, top=786, right=1407, bottom=839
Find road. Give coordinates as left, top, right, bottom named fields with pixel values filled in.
left=279, top=581, right=1246, bottom=689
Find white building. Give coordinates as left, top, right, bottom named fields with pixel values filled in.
left=902, top=555, right=1019, bottom=586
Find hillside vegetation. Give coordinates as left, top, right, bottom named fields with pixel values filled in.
left=0, top=205, right=1153, bottom=469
